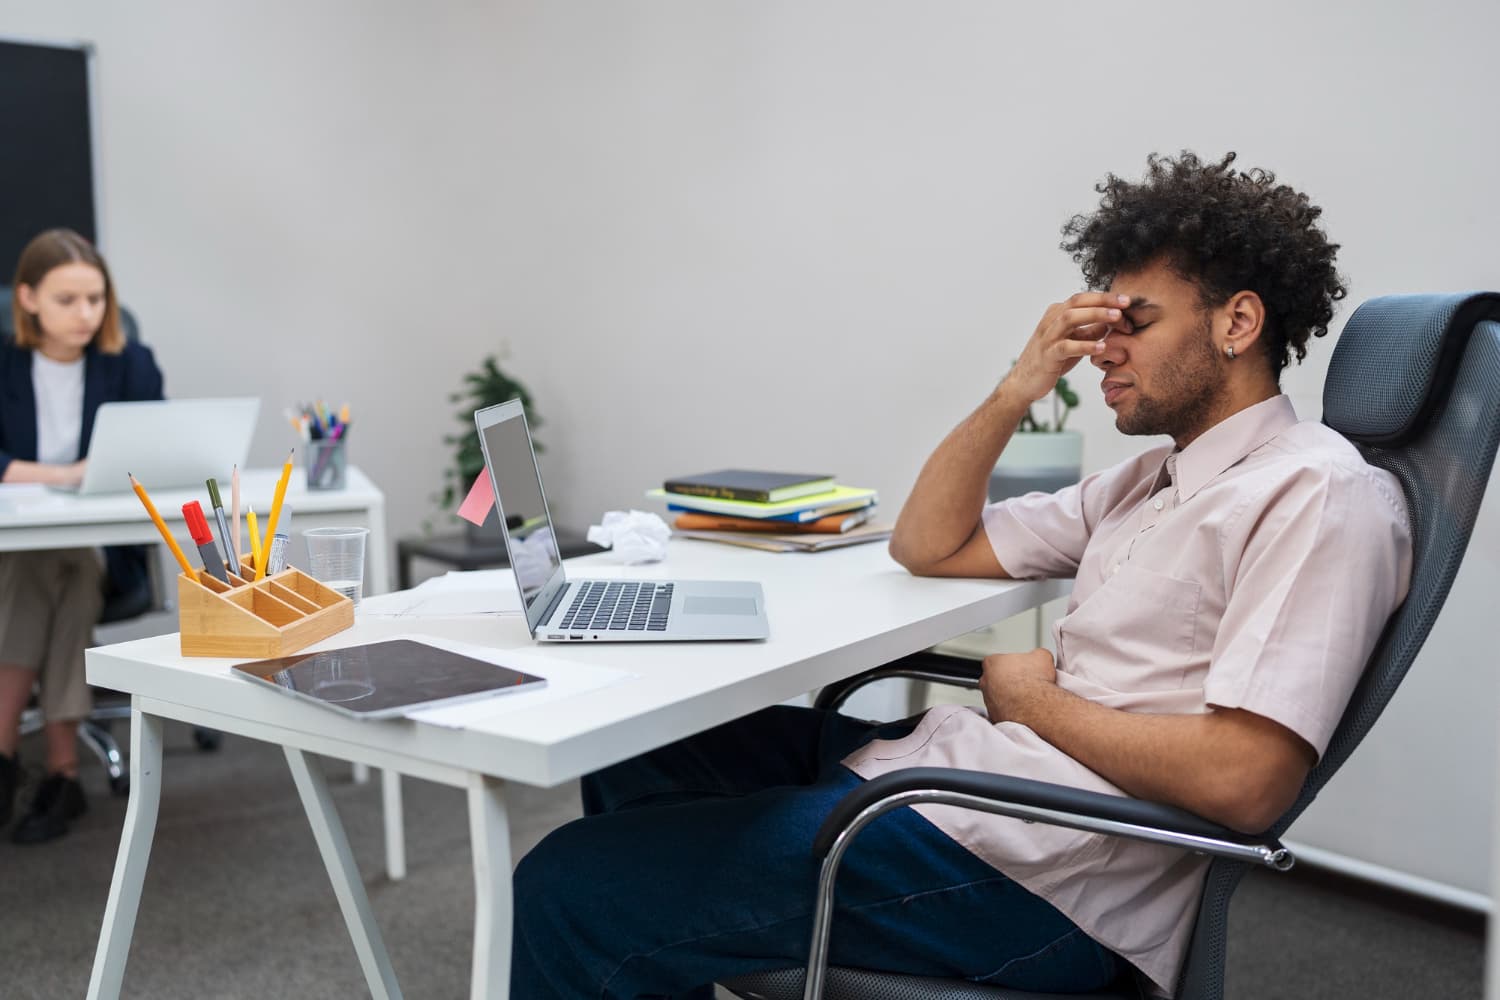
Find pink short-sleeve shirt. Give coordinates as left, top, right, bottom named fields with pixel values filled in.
left=843, top=395, right=1412, bottom=996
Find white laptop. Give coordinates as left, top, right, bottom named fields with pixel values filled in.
left=475, top=399, right=769, bottom=642
left=70, top=398, right=260, bottom=495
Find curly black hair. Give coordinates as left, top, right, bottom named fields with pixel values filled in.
left=1060, top=151, right=1346, bottom=377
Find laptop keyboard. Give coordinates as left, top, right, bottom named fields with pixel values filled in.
left=559, top=581, right=674, bottom=632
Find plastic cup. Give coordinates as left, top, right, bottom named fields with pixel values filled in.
left=305, top=438, right=348, bottom=491
left=302, top=526, right=369, bottom=609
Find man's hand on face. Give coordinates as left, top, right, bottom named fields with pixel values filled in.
left=979, top=648, right=1058, bottom=725
left=1003, top=292, right=1132, bottom=403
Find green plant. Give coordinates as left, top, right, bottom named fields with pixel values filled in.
left=1016, top=374, right=1079, bottom=433
left=436, top=354, right=543, bottom=518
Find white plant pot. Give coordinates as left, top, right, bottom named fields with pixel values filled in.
left=995, top=430, right=1083, bottom=472
left=990, top=430, right=1083, bottom=500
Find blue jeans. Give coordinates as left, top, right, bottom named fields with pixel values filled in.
left=511, top=705, right=1121, bottom=999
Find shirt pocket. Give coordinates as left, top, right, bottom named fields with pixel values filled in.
left=1057, top=562, right=1202, bottom=692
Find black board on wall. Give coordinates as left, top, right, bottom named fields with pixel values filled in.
left=0, top=38, right=97, bottom=283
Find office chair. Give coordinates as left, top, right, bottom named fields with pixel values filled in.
left=3, top=286, right=220, bottom=797
left=721, top=291, right=1500, bottom=1000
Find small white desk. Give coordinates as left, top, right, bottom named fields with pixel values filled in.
left=84, top=541, right=1069, bottom=1000
left=0, top=465, right=390, bottom=593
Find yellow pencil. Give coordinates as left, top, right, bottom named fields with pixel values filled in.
left=129, top=473, right=197, bottom=580
left=246, top=506, right=262, bottom=569
left=255, top=449, right=294, bottom=580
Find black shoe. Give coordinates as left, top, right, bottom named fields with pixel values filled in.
left=11, top=772, right=87, bottom=844
left=0, top=752, right=17, bottom=828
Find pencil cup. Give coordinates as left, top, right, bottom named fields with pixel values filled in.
left=305, top=438, right=348, bottom=491
left=176, top=562, right=352, bottom=658
left=302, top=527, right=368, bottom=610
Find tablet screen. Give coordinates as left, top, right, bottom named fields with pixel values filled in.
left=231, top=638, right=546, bottom=719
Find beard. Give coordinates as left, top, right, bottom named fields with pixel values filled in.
left=1114, top=314, right=1229, bottom=440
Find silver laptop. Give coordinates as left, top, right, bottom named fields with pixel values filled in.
left=72, top=398, right=260, bottom=495
left=475, top=399, right=769, bottom=642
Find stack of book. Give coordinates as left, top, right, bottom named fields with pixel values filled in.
left=646, top=470, right=891, bottom=553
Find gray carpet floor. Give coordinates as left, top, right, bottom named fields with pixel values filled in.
left=0, top=720, right=1485, bottom=999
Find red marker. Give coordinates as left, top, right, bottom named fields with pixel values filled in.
left=183, top=501, right=229, bottom=583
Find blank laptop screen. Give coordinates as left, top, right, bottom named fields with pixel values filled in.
left=478, top=409, right=563, bottom=614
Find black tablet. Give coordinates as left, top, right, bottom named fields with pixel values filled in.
left=231, top=638, right=546, bottom=720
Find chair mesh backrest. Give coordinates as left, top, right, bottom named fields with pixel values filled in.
left=1176, top=294, right=1500, bottom=1000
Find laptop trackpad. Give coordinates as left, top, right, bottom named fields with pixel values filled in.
left=684, top=596, right=759, bottom=616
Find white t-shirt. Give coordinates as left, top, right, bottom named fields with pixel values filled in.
left=32, top=352, right=85, bottom=465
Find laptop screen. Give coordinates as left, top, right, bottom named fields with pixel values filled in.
left=475, top=400, right=565, bottom=629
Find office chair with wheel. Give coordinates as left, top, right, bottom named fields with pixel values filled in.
left=722, top=291, right=1500, bottom=1000
left=3, top=286, right=221, bottom=797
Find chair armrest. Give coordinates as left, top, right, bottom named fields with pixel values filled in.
left=816, top=766, right=1293, bottom=871
left=790, top=767, right=1292, bottom=1000
left=813, top=652, right=983, bottom=711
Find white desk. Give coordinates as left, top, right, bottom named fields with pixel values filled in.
left=84, top=540, right=1069, bottom=1000
left=0, top=465, right=390, bottom=594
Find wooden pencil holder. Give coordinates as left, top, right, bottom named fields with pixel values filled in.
left=177, top=552, right=354, bottom=658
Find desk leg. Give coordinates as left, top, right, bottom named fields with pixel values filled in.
left=382, top=769, right=406, bottom=880
left=284, top=748, right=402, bottom=1000
left=467, top=773, right=512, bottom=1000
left=87, top=706, right=164, bottom=1000
left=348, top=762, right=406, bottom=881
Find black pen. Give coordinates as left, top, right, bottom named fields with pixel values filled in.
left=205, top=478, right=241, bottom=577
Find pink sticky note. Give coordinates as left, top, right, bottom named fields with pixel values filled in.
left=457, top=471, right=495, bottom=526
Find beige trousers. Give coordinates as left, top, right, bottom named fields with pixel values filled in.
left=0, top=549, right=103, bottom=722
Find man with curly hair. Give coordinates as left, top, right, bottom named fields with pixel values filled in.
left=511, top=152, right=1412, bottom=999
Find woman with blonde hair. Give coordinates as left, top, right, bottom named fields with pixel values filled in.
left=0, top=228, right=164, bottom=843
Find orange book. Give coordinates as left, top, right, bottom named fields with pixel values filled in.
left=673, top=508, right=873, bottom=535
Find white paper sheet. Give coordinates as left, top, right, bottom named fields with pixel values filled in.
left=358, top=567, right=526, bottom=618
left=432, top=569, right=523, bottom=591
left=399, top=633, right=634, bottom=728
left=0, top=483, right=70, bottom=516
left=358, top=588, right=522, bottom=618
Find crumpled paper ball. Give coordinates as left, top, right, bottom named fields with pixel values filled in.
left=587, top=509, right=671, bottom=564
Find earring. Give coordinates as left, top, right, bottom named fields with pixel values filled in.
left=1225, top=344, right=1236, bottom=360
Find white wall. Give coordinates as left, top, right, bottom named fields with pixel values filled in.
left=477, top=0, right=1500, bottom=517
left=6, top=0, right=1499, bottom=894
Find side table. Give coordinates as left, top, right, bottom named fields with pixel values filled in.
left=396, top=526, right=599, bottom=589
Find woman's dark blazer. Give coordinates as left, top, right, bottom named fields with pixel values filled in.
left=0, top=336, right=166, bottom=597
